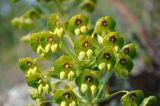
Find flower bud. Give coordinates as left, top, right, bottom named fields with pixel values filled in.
left=38, top=84, right=43, bottom=95
left=90, top=84, right=97, bottom=95
left=45, top=43, right=51, bottom=53
left=98, top=62, right=106, bottom=70
left=75, top=28, right=80, bottom=36
left=60, top=101, right=67, bottom=106
left=107, top=63, right=111, bottom=70
left=51, top=44, right=57, bottom=52
left=97, top=35, right=103, bottom=45
left=57, top=27, right=64, bottom=37
left=54, top=28, right=58, bottom=35
left=68, top=71, right=75, bottom=81
left=80, top=25, right=87, bottom=33
left=78, top=51, right=86, bottom=60
left=86, top=49, right=93, bottom=58
left=60, top=71, right=66, bottom=80
left=37, top=45, right=45, bottom=56
left=69, top=100, right=76, bottom=106
left=44, top=84, right=49, bottom=93
left=81, top=83, right=88, bottom=93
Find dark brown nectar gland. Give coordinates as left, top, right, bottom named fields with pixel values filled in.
left=103, top=53, right=111, bottom=60
left=123, top=48, right=130, bottom=55
left=47, top=36, right=55, bottom=43
left=129, top=93, right=137, bottom=101
left=63, top=92, right=71, bottom=99
left=55, top=19, right=60, bottom=26
left=101, top=20, right=108, bottom=27
left=119, top=58, right=127, bottom=66
left=85, top=75, right=93, bottom=83
left=109, top=35, right=117, bottom=43
left=63, top=62, right=72, bottom=69
left=82, top=40, right=89, bottom=48
left=27, top=61, right=32, bottom=67
left=74, top=18, right=82, bottom=26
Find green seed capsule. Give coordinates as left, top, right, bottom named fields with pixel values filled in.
left=38, top=84, right=43, bottom=95
left=60, top=101, right=67, bottom=106
left=98, top=62, right=106, bottom=70
left=78, top=51, right=86, bottom=60
left=69, top=100, right=76, bottom=106
left=51, top=44, right=57, bottom=52
left=86, top=49, right=93, bottom=58
left=68, top=71, right=75, bottom=81
left=80, top=25, right=87, bottom=33
left=75, top=28, right=81, bottom=36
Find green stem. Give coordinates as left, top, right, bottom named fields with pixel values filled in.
left=87, top=90, right=93, bottom=106
left=94, top=90, right=128, bottom=103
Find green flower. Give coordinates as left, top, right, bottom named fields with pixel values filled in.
left=11, top=17, right=33, bottom=29
left=30, top=31, right=60, bottom=56
left=121, top=90, right=144, bottom=106
left=120, top=43, right=136, bottom=59
left=75, top=69, right=99, bottom=95
left=47, top=13, right=64, bottom=37
left=37, top=82, right=51, bottom=95
left=74, top=35, right=98, bottom=61
left=23, top=8, right=40, bottom=19
left=54, top=55, right=76, bottom=80
left=141, top=96, right=157, bottom=106
left=80, top=0, right=97, bottom=12
left=113, top=54, right=133, bottom=77
left=19, top=57, right=38, bottom=75
left=103, top=32, right=124, bottom=51
left=96, top=46, right=116, bottom=71
left=68, top=14, right=91, bottom=35
left=93, top=16, right=115, bottom=39
left=54, top=89, right=77, bottom=106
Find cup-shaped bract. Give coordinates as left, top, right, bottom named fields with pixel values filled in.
left=68, top=14, right=91, bottom=35
left=103, top=32, right=124, bottom=51
left=30, top=31, right=60, bottom=56
left=93, top=16, right=115, bottom=37
left=74, top=35, right=98, bottom=61
left=54, top=89, right=78, bottom=106
left=141, top=96, right=157, bottom=106
left=96, top=46, right=116, bottom=71
left=75, top=69, right=99, bottom=95
left=54, top=55, right=76, bottom=80
left=121, top=90, right=144, bottom=106
left=80, top=0, right=97, bottom=12
left=113, top=54, right=133, bottom=77
left=120, top=43, right=136, bottom=59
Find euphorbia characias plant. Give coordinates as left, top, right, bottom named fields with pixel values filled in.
left=18, top=13, right=157, bottom=106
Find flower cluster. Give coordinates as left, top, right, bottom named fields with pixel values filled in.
left=19, top=14, right=156, bottom=106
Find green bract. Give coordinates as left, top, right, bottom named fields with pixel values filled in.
left=74, top=35, right=98, bottom=61
left=80, top=0, right=97, bottom=12
left=68, top=14, right=91, bottom=35
left=54, top=89, right=78, bottom=106
left=30, top=31, right=60, bottom=56
left=54, top=55, right=76, bottom=80
left=75, top=69, right=99, bottom=95
left=93, top=16, right=115, bottom=37
left=47, top=13, right=65, bottom=37
left=113, top=54, right=133, bottom=77
left=103, top=32, right=124, bottom=50
left=120, top=43, right=136, bottom=59
left=96, top=46, right=116, bottom=70
left=121, top=90, right=144, bottom=106
left=141, top=96, right=157, bottom=106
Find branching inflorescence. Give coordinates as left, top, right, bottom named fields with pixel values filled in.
left=18, top=13, right=156, bottom=106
